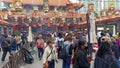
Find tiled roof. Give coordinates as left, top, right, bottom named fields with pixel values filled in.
left=4, top=0, right=69, bottom=6
left=0, top=20, right=13, bottom=26
left=49, top=0, right=68, bottom=6
left=4, top=0, right=43, bottom=5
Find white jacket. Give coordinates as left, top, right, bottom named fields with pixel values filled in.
left=43, top=45, right=57, bottom=64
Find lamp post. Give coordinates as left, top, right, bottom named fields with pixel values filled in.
left=86, top=3, right=93, bottom=57
left=86, top=12, right=90, bottom=48
left=87, top=4, right=98, bottom=58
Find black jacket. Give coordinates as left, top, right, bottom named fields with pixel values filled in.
left=73, top=49, right=90, bottom=68
left=111, top=45, right=120, bottom=60
left=94, top=54, right=119, bottom=68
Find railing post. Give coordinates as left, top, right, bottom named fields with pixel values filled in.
left=2, top=49, right=25, bottom=68
left=9, top=54, right=14, bottom=68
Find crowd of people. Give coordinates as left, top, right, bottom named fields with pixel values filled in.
left=0, top=33, right=27, bottom=62
left=0, top=30, right=120, bottom=68
left=35, top=31, right=120, bottom=68
left=41, top=31, right=120, bottom=68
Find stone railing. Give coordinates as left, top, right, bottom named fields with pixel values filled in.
left=2, top=49, right=24, bottom=68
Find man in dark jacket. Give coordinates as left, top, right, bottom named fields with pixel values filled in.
left=1, top=35, right=11, bottom=61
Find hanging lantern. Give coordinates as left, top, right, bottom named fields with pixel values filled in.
left=32, top=24, right=37, bottom=27
left=60, top=23, right=64, bottom=27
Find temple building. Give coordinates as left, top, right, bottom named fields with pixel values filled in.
left=0, top=0, right=120, bottom=35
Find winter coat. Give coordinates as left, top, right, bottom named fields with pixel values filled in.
left=94, top=54, right=119, bottom=68
left=73, top=49, right=90, bottom=68
left=111, top=45, right=120, bottom=60
left=1, top=37, right=10, bottom=48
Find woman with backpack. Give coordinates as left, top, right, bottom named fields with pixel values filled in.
left=43, top=38, right=58, bottom=68
left=73, top=38, right=90, bottom=68
left=62, top=34, right=73, bottom=68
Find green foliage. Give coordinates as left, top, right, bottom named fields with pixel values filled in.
left=2, top=8, right=8, bottom=12
left=14, top=30, right=20, bottom=35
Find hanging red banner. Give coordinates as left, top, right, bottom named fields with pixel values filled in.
left=13, top=25, right=17, bottom=31
left=75, top=23, right=79, bottom=29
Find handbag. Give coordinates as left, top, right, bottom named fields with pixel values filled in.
left=43, top=48, right=53, bottom=68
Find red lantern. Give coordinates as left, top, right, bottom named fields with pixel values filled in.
left=60, top=23, right=64, bottom=27
left=32, top=24, right=37, bottom=27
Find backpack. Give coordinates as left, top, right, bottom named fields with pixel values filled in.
left=57, top=40, right=64, bottom=51
left=59, top=44, right=68, bottom=59
left=23, top=48, right=34, bottom=64
left=57, top=40, right=64, bottom=47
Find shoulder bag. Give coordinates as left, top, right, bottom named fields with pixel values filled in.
left=43, top=48, right=53, bottom=68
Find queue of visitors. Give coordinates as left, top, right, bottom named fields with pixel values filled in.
left=0, top=31, right=120, bottom=68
